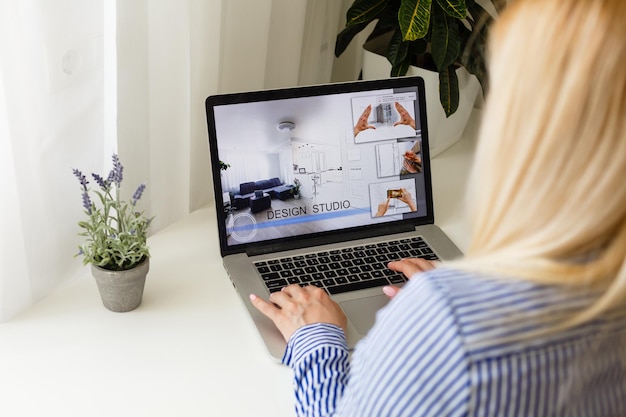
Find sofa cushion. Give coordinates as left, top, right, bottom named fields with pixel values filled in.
left=240, top=182, right=256, bottom=195
left=269, top=177, right=281, bottom=187
left=255, top=179, right=273, bottom=190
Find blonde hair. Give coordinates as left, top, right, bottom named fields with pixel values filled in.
left=459, top=0, right=626, bottom=324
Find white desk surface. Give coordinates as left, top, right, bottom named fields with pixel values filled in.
left=0, top=113, right=478, bottom=417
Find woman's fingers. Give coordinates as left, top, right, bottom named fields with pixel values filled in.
left=250, top=284, right=347, bottom=342
left=383, top=258, right=438, bottom=299
left=388, top=257, right=437, bottom=277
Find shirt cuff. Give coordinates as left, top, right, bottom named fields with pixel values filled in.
left=282, top=323, right=348, bottom=367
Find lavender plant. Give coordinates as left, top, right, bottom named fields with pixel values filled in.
left=73, top=154, right=152, bottom=271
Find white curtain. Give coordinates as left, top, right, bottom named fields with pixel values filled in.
left=0, top=0, right=343, bottom=321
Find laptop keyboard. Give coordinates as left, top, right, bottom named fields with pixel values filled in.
left=254, top=236, right=439, bottom=295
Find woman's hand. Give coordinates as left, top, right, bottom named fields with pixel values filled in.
left=382, top=258, right=438, bottom=299
left=354, top=105, right=375, bottom=136
left=250, top=285, right=347, bottom=342
left=397, top=188, right=417, bottom=212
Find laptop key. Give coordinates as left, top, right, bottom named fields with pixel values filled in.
left=265, top=278, right=287, bottom=290
left=388, top=275, right=406, bottom=284
left=323, top=278, right=336, bottom=287
left=371, top=270, right=384, bottom=278
left=359, top=272, right=373, bottom=280
left=327, top=278, right=389, bottom=295
left=335, top=276, right=348, bottom=285
left=324, top=270, right=338, bottom=279
left=261, top=272, right=280, bottom=281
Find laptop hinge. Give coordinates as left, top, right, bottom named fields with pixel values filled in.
left=245, top=223, right=416, bottom=257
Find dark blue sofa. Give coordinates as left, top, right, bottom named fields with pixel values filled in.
left=232, top=177, right=288, bottom=210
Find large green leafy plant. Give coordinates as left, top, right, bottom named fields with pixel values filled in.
left=73, top=154, right=152, bottom=271
left=335, top=0, right=506, bottom=116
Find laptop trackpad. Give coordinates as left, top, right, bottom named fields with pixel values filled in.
left=340, top=295, right=390, bottom=335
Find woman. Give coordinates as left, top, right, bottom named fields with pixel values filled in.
left=250, top=0, right=626, bottom=415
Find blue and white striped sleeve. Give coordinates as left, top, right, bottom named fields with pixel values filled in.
left=282, top=323, right=350, bottom=417
left=282, top=271, right=471, bottom=417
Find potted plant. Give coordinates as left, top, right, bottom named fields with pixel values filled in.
left=292, top=178, right=302, bottom=199
left=336, top=0, right=506, bottom=115
left=73, top=154, right=153, bottom=312
left=219, top=160, right=230, bottom=172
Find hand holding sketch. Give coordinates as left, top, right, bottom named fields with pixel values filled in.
left=353, top=104, right=376, bottom=136
left=393, top=102, right=416, bottom=130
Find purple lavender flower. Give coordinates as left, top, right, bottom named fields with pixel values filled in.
left=81, top=193, right=92, bottom=214
left=107, top=154, right=124, bottom=187
left=91, top=173, right=109, bottom=190
left=131, top=183, right=146, bottom=206
left=73, top=169, right=92, bottom=214
left=73, top=169, right=89, bottom=190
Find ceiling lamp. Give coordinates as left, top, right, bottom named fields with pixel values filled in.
left=277, top=121, right=296, bottom=132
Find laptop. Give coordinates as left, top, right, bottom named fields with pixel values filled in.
left=205, top=76, right=462, bottom=360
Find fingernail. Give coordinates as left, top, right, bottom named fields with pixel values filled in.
left=382, top=286, right=396, bottom=297
left=249, top=294, right=257, bottom=301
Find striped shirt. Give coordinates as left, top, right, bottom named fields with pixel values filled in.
left=282, top=268, right=626, bottom=416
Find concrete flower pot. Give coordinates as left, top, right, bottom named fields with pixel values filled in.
left=91, top=258, right=149, bottom=312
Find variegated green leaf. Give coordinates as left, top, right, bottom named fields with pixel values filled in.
left=387, top=29, right=409, bottom=67
left=346, top=0, right=387, bottom=25
left=398, top=0, right=432, bottom=41
left=439, top=65, right=459, bottom=117
left=435, top=0, right=466, bottom=19
left=431, top=3, right=460, bottom=71
left=391, top=59, right=411, bottom=77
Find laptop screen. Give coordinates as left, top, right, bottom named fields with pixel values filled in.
left=206, top=77, right=434, bottom=256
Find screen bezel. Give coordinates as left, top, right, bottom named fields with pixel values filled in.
left=205, top=77, right=433, bottom=257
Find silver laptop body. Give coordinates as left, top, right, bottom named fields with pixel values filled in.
left=205, top=77, right=462, bottom=360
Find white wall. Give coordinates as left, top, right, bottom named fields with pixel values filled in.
left=116, top=0, right=353, bottom=233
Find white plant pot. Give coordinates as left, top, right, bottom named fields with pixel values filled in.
left=362, top=37, right=480, bottom=157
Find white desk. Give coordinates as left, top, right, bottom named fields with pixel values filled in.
left=0, top=112, right=478, bottom=417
